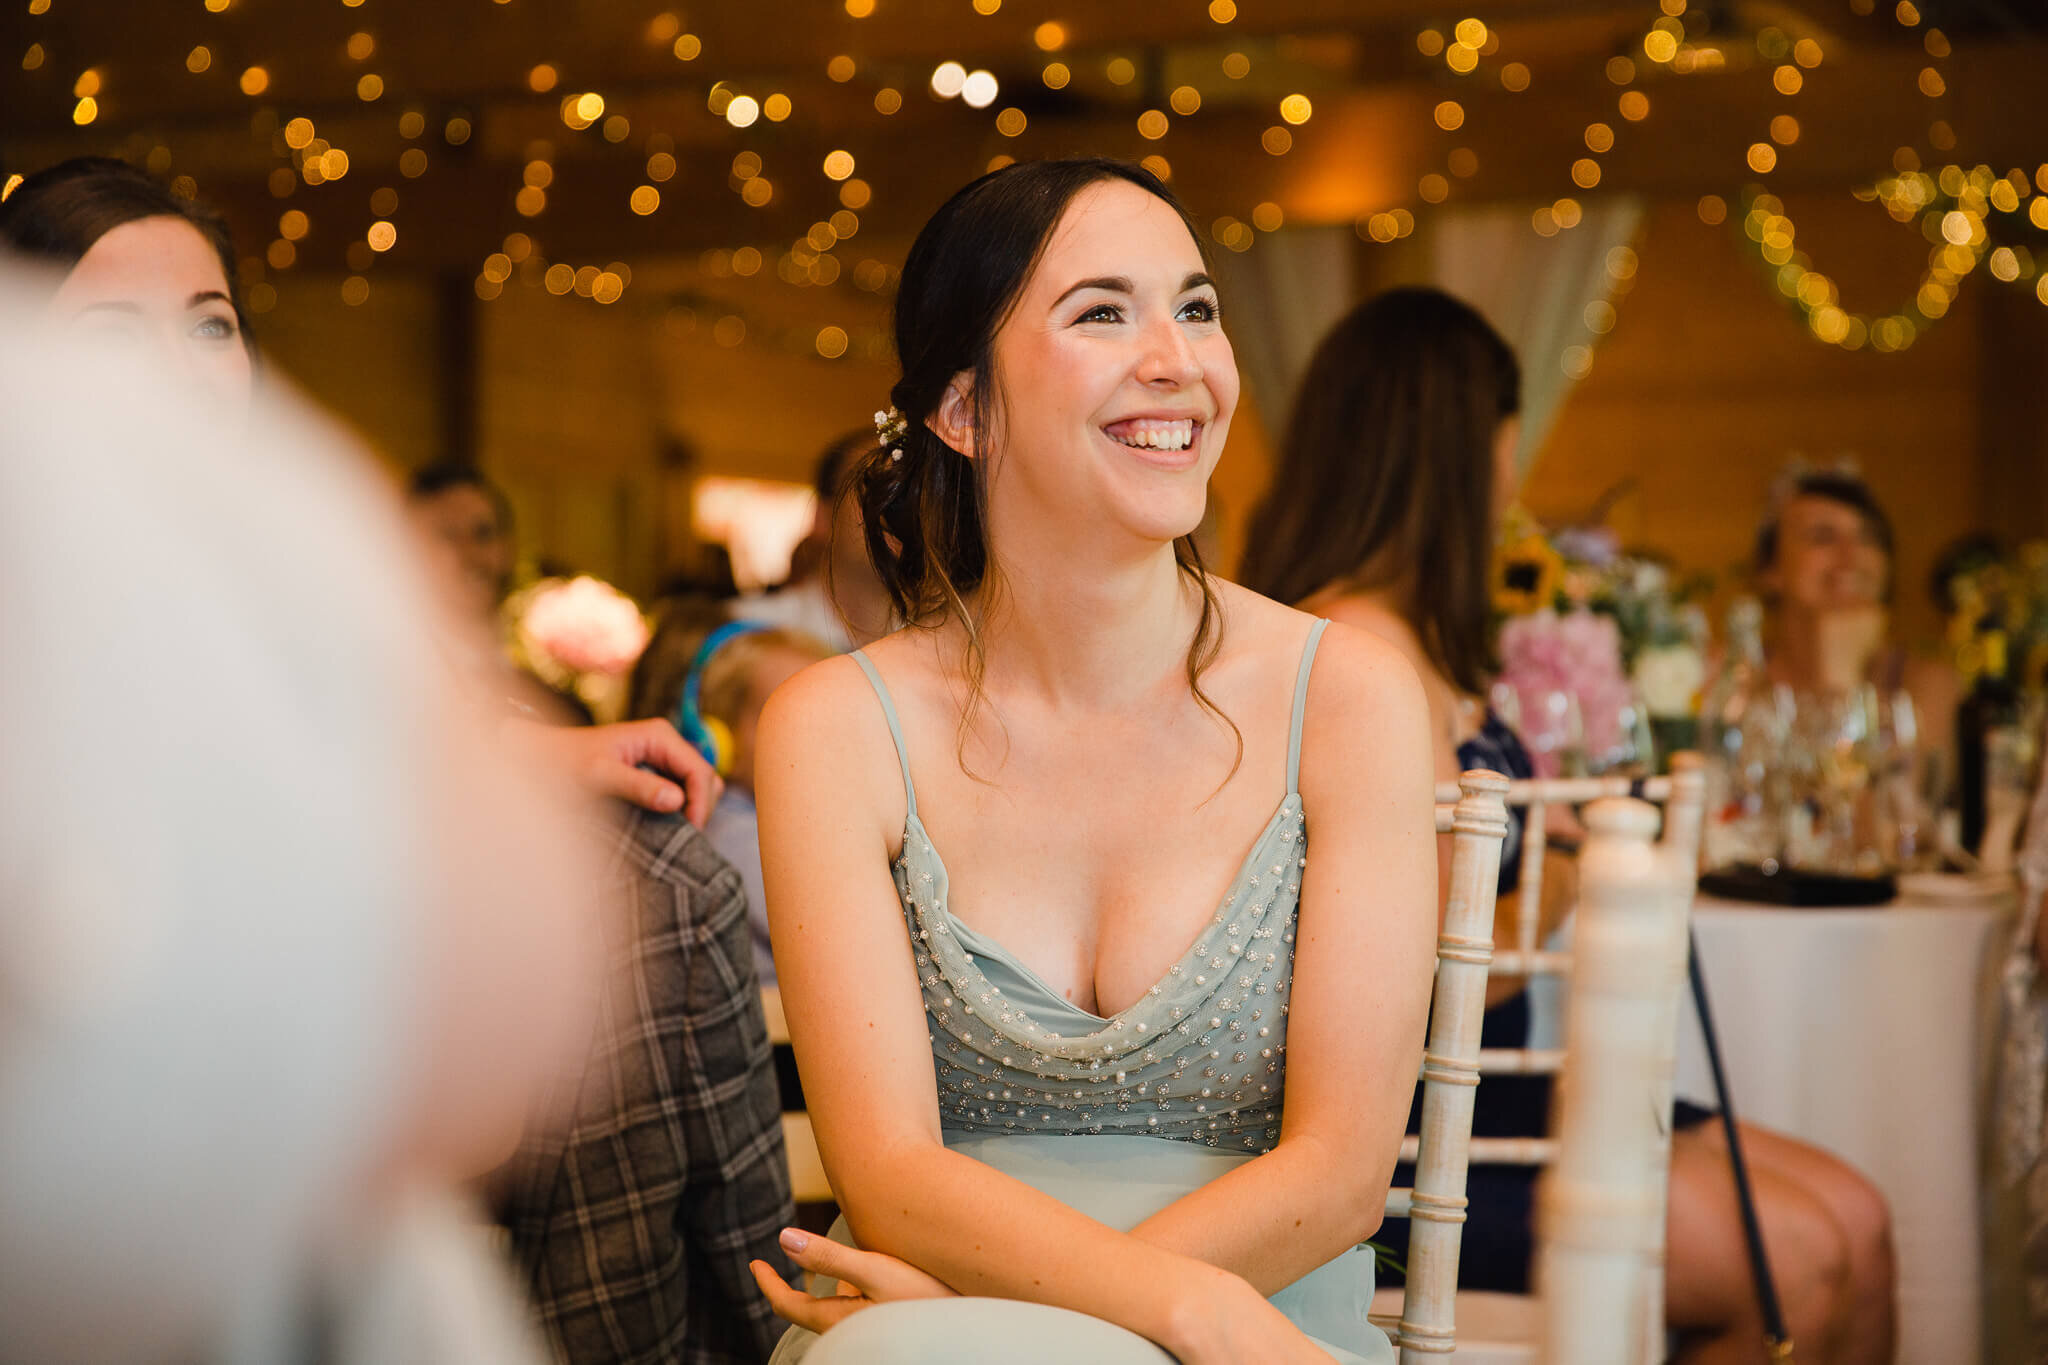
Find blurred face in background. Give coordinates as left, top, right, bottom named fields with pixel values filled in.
left=412, top=482, right=514, bottom=621
left=48, top=216, right=252, bottom=413
left=1767, top=493, right=1889, bottom=614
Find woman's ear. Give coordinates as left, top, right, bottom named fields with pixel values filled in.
left=925, top=372, right=976, bottom=459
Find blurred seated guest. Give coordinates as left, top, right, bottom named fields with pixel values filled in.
left=409, top=461, right=517, bottom=623
left=1753, top=465, right=1898, bottom=696
left=1241, top=287, right=1896, bottom=1364
left=1755, top=465, right=1956, bottom=759
left=660, top=541, right=741, bottom=602
left=731, top=430, right=891, bottom=650
left=1752, top=466, right=1958, bottom=866
left=629, top=599, right=835, bottom=986
left=0, top=153, right=721, bottom=826
left=0, top=262, right=603, bottom=1363
left=493, top=797, right=796, bottom=1365
left=407, top=461, right=594, bottom=725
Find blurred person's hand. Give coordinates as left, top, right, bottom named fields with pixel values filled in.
left=515, top=717, right=723, bottom=826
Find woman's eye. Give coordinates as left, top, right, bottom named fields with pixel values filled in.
left=192, top=315, right=238, bottom=342
left=1075, top=303, right=1123, bottom=324
left=79, top=315, right=144, bottom=342
left=1178, top=298, right=1219, bottom=323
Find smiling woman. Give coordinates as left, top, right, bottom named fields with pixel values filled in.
left=855, top=160, right=1240, bottom=769
left=0, top=156, right=254, bottom=410
left=749, top=159, right=1438, bottom=1365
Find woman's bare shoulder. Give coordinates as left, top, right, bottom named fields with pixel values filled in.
left=1213, top=577, right=1345, bottom=648
left=1211, top=580, right=1424, bottom=718
left=1305, top=619, right=1430, bottom=725
left=757, top=651, right=904, bottom=781
left=756, top=650, right=912, bottom=841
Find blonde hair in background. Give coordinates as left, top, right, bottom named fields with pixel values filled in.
left=697, top=627, right=835, bottom=730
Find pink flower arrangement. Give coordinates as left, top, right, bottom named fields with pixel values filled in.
left=516, top=575, right=650, bottom=679
left=1496, top=609, right=1638, bottom=776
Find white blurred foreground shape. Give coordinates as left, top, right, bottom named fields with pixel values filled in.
left=0, top=264, right=602, bottom=1364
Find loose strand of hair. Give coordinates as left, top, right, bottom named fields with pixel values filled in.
left=1175, top=537, right=1243, bottom=801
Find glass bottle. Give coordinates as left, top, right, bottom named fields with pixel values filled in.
left=1701, top=598, right=1783, bottom=869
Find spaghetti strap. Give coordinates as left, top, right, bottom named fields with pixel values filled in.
left=1286, top=619, right=1330, bottom=795
left=850, top=649, right=917, bottom=819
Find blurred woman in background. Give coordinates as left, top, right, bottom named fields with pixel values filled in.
left=0, top=155, right=254, bottom=407
left=1241, top=286, right=1896, bottom=1365
left=0, top=154, right=722, bottom=823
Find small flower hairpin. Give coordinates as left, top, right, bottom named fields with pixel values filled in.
left=874, top=406, right=908, bottom=462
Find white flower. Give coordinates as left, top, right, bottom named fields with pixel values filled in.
left=1633, top=643, right=1706, bottom=718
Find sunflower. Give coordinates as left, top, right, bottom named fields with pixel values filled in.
left=1494, top=531, right=1565, bottom=616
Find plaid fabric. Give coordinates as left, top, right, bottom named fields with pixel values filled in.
left=499, top=807, right=795, bottom=1365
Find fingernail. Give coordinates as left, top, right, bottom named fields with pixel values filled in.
left=779, top=1227, right=809, bottom=1253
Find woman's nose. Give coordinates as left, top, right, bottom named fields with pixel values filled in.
left=1137, top=317, right=1202, bottom=385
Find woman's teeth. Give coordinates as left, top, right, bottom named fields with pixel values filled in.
left=1106, top=419, right=1196, bottom=452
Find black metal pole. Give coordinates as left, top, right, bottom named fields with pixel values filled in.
left=1687, top=928, right=1795, bottom=1361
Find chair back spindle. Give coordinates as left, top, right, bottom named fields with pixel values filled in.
left=1382, top=770, right=1510, bottom=1359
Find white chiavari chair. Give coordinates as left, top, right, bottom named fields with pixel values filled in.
left=1367, top=769, right=1513, bottom=1361
left=1370, top=756, right=1705, bottom=1363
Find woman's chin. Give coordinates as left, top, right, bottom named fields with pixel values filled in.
left=1118, top=505, right=1210, bottom=550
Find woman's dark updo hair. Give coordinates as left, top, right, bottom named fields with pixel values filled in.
left=0, top=156, right=252, bottom=353
left=1241, top=287, right=1519, bottom=696
left=855, top=157, right=1236, bottom=763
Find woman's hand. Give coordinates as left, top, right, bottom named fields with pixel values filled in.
left=750, top=1226, right=957, bottom=1334
left=512, top=717, right=723, bottom=826
left=1163, top=1272, right=1336, bottom=1365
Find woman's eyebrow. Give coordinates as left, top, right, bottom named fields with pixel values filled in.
left=187, top=290, right=231, bottom=309
left=1051, top=272, right=1217, bottom=309
left=1051, top=275, right=1132, bottom=308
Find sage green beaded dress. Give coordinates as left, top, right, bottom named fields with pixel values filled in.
left=770, top=619, right=1392, bottom=1364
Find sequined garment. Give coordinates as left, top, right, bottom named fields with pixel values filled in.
left=848, top=620, right=1327, bottom=1155
left=1986, top=711, right=2048, bottom=1362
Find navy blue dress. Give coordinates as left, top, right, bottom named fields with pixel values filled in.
left=1376, top=712, right=1709, bottom=1293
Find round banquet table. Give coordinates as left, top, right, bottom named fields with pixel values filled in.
left=1672, top=888, right=2014, bottom=1365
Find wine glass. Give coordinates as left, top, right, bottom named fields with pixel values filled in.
left=1589, top=687, right=1656, bottom=778
left=1875, top=689, right=1931, bottom=870
left=1513, top=687, right=1586, bottom=779
left=1781, top=686, right=1886, bottom=875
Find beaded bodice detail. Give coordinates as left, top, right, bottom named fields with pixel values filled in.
left=851, top=619, right=1327, bottom=1154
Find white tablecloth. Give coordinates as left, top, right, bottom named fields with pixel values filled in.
left=1674, top=893, right=2011, bottom=1365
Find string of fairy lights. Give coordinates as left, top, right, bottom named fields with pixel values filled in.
left=1717, top=0, right=2048, bottom=353
left=5, top=0, right=2044, bottom=367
